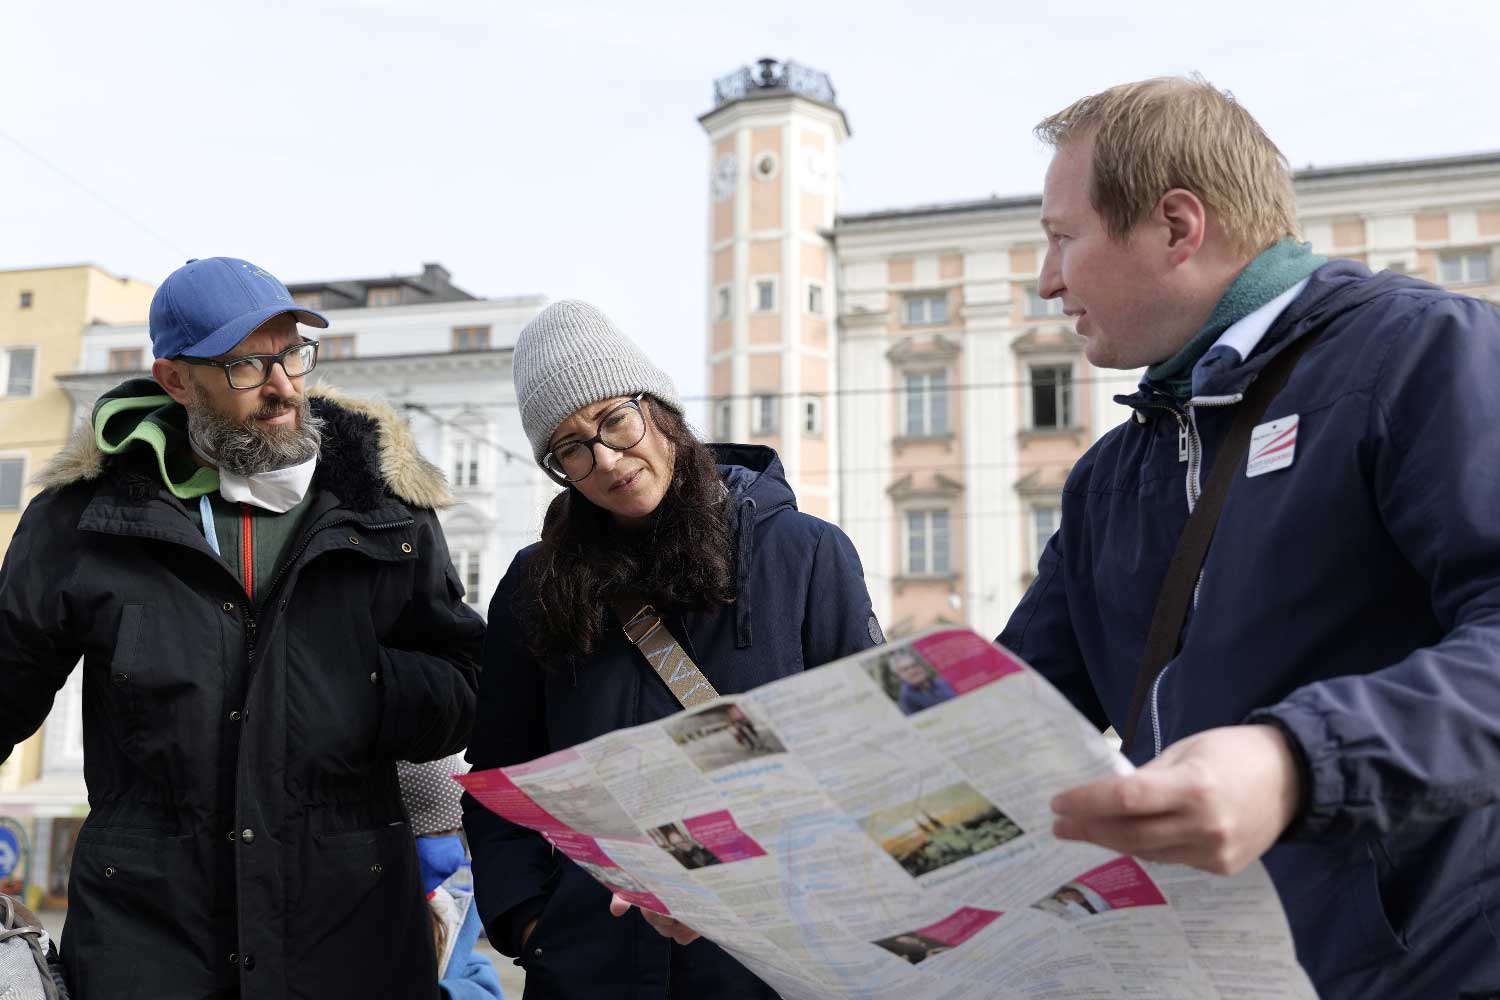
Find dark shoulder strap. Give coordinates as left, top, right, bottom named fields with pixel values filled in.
left=1122, top=333, right=1321, bottom=753
left=609, top=594, right=721, bottom=709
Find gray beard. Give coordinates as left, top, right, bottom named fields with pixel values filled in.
left=187, top=381, right=323, bottom=476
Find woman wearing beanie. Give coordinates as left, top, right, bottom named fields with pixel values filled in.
left=463, top=300, right=882, bottom=999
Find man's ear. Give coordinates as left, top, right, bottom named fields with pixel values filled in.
left=1156, top=188, right=1208, bottom=266
left=152, top=358, right=194, bottom=406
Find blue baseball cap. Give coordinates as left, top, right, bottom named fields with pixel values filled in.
left=149, top=257, right=328, bottom=360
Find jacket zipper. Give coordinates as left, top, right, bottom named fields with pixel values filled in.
left=242, top=515, right=415, bottom=677
left=1148, top=392, right=1244, bottom=757
left=240, top=503, right=256, bottom=603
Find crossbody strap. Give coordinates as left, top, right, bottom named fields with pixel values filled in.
left=1121, top=332, right=1322, bottom=753
left=609, top=594, right=721, bottom=710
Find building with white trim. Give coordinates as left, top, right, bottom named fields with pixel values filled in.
left=701, top=59, right=1500, bottom=641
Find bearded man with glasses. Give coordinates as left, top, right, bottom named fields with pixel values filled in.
left=0, top=257, right=483, bottom=999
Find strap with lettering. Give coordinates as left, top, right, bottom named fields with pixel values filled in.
left=609, top=594, right=721, bottom=709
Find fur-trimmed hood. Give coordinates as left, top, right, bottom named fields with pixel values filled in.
left=35, top=382, right=455, bottom=511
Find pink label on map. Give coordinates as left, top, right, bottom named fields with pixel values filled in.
left=1075, top=857, right=1168, bottom=910
left=916, top=907, right=1004, bottom=947
left=455, top=768, right=570, bottom=835
left=507, top=747, right=582, bottom=778
left=914, top=631, right=1025, bottom=695
left=682, top=810, right=767, bottom=864
left=545, top=829, right=616, bottom=868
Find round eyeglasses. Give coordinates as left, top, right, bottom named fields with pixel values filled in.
left=179, top=339, right=319, bottom=390
left=543, top=395, right=648, bottom=483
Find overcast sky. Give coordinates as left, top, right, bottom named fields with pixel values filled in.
left=4, top=0, right=1495, bottom=403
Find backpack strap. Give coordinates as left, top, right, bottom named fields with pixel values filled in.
left=1122, top=332, right=1322, bottom=754
left=0, top=894, right=63, bottom=1000
left=609, top=594, right=721, bottom=709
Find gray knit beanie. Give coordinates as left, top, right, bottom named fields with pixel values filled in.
left=396, top=753, right=469, bottom=836
left=514, top=300, right=683, bottom=465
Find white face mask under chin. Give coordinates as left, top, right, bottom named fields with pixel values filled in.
left=190, top=435, right=318, bottom=513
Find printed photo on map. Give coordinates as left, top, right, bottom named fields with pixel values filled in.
left=663, top=701, right=787, bottom=772
left=871, top=930, right=951, bottom=965
left=859, top=782, right=1023, bottom=878
left=864, top=646, right=957, bottom=716
left=648, top=821, right=722, bottom=870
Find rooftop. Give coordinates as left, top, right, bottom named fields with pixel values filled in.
left=703, top=58, right=849, bottom=134
left=712, top=58, right=838, bottom=108
left=285, top=261, right=478, bottom=310
left=836, top=149, right=1500, bottom=228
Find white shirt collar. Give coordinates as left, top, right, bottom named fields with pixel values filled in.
left=190, top=436, right=318, bottom=513
left=1210, top=276, right=1311, bottom=364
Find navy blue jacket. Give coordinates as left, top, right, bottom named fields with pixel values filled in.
left=464, top=445, right=880, bottom=1000
left=1001, top=261, right=1500, bottom=997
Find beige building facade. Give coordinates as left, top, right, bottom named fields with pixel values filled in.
left=0, top=264, right=155, bottom=905
left=701, top=61, right=1500, bottom=641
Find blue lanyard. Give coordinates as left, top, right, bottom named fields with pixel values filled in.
left=198, top=493, right=221, bottom=556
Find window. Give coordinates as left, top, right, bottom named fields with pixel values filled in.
left=0, top=458, right=23, bottom=510
left=451, top=436, right=481, bottom=488
left=319, top=334, right=356, bottom=359
left=1030, top=364, right=1074, bottom=429
left=452, top=325, right=491, bottom=351
left=1438, top=251, right=1492, bottom=286
left=1024, top=283, right=1064, bottom=317
left=366, top=286, right=401, bottom=307
left=1031, top=505, right=1062, bottom=569
left=2, top=347, right=36, bottom=397
left=752, top=394, right=777, bottom=435
left=753, top=279, right=776, bottom=313
left=715, top=286, right=732, bottom=322
left=807, top=282, right=824, bottom=315
left=291, top=291, right=322, bottom=309
left=19, top=291, right=33, bottom=309
left=454, top=550, right=482, bottom=606
left=803, top=396, right=822, bottom=435
left=903, top=292, right=949, bottom=326
left=905, top=509, right=951, bottom=576
left=714, top=399, right=733, bottom=440
left=903, top=371, right=949, bottom=437
left=107, top=348, right=143, bottom=372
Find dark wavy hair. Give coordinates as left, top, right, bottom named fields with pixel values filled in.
left=521, top=397, right=736, bottom=666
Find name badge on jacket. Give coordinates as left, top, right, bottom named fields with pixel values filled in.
left=1247, top=415, right=1299, bottom=478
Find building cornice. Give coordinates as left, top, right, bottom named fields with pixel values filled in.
left=835, top=149, right=1500, bottom=232
left=58, top=347, right=514, bottom=389
left=699, top=90, right=851, bottom=139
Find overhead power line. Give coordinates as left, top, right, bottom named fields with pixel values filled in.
left=395, top=373, right=1144, bottom=410
left=400, top=401, right=554, bottom=486
left=0, top=127, right=189, bottom=258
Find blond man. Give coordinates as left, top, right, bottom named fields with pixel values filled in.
left=999, top=76, right=1500, bottom=996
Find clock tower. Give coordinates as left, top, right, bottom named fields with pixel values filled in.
left=698, top=58, right=850, bottom=521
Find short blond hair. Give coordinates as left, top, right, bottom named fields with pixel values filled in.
left=1035, top=76, right=1298, bottom=257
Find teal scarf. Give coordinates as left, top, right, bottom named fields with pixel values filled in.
left=1146, top=238, right=1326, bottom=402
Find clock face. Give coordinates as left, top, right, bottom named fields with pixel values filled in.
left=803, top=150, right=829, bottom=192
left=711, top=153, right=738, bottom=202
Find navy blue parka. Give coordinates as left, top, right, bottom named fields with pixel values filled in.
left=1001, top=261, right=1500, bottom=997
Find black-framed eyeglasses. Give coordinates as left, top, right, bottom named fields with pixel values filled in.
left=178, top=338, right=319, bottom=390
left=543, top=395, right=648, bottom=483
